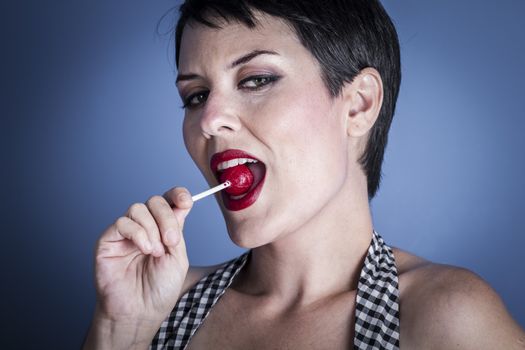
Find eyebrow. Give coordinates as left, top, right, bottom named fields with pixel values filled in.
left=176, top=49, right=279, bottom=83
left=229, top=49, right=278, bottom=68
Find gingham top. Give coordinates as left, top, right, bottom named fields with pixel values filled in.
left=150, top=230, right=400, bottom=349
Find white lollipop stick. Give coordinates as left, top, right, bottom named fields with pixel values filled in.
left=191, top=181, right=231, bottom=202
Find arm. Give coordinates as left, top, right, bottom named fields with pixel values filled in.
left=82, top=306, right=162, bottom=350
left=82, top=187, right=194, bottom=350
left=82, top=265, right=222, bottom=350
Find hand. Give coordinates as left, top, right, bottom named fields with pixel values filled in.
left=93, top=187, right=193, bottom=326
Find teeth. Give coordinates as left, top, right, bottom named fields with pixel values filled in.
left=227, top=159, right=238, bottom=168
left=217, top=158, right=258, bottom=171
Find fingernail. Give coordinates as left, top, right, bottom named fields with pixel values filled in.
left=178, top=192, right=190, bottom=202
left=144, top=240, right=153, bottom=252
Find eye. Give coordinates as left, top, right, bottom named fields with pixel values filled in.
left=181, top=91, right=209, bottom=109
left=238, top=75, right=281, bottom=90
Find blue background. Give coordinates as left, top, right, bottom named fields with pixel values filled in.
left=3, top=1, right=524, bottom=348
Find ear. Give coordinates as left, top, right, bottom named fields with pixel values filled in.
left=343, top=68, right=383, bottom=138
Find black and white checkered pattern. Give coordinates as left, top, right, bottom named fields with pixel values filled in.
left=150, top=231, right=400, bottom=349
left=149, top=253, right=249, bottom=349
left=354, top=231, right=400, bottom=349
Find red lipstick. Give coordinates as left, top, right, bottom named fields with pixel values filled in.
left=210, top=149, right=266, bottom=211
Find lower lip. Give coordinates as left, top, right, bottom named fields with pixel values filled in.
left=221, top=172, right=266, bottom=211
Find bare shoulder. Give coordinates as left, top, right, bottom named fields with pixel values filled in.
left=393, top=248, right=525, bottom=349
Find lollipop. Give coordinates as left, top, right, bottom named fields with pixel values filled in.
left=219, top=164, right=254, bottom=196
left=191, top=164, right=255, bottom=202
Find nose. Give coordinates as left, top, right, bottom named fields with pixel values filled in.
left=199, top=91, right=241, bottom=139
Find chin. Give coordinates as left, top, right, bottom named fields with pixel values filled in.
left=217, top=190, right=270, bottom=248
left=224, top=218, right=275, bottom=249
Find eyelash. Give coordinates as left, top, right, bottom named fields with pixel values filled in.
left=181, top=74, right=282, bottom=109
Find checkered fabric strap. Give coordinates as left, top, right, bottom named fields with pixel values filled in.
left=149, top=252, right=250, bottom=350
left=354, top=231, right=400, bottom=350
left=150, top=231, right=400, bottom=349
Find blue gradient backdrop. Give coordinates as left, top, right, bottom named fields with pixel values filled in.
left=3, top=1, right=524, bottom=348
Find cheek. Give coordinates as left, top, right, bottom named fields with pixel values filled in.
left=259, top=85, right=345, bottom=166
left=182, top=116, right=206, bottom=170
left=182, top=117, right=194, bottom=156
left=252, top=82, right=348, bottom=205
left=251, top=89, right=348, bottom=237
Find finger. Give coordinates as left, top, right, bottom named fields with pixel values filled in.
left=163, top=187, right=193, bottom=226
left=127, top=202, right=164, bottom=257
left=163, top=187, right=193, bottom=210
left=162, top=187, right=193, bottom=251
left=105, top=216, right=153, bottom=255
left=147, top=195, right=180, bottom=247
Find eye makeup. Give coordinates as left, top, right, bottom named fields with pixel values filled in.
left=238, top=74, right=282, bottom=90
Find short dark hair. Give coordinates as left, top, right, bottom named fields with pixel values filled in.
left=174, top=0, right=401, bottom=200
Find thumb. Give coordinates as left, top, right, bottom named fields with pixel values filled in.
left=173, top=191, right=192, bottom=231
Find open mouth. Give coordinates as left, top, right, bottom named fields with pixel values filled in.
left=210, top=149, right=267, bottom=211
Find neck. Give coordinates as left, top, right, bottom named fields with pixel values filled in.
left=233, top=170, right=373, bottom=309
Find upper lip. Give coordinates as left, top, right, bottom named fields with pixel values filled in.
left=210, top=149, right=261, bottom=175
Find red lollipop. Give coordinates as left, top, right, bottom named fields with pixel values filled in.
left=219, top=164, right=254, bottom=196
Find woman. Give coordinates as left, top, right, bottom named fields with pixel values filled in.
left=83, top=0, right=525, bottom=349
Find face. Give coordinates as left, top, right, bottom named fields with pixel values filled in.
left=177, top=14, right=352, bottom=248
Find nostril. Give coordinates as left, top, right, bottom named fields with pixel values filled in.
left=199, top=103, right=242, bottom=137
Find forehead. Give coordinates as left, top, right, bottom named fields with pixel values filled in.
left=178, top=14, right=304, bottom=72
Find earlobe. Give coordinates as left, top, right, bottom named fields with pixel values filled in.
left=344, top=68, right=383, bottom=138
